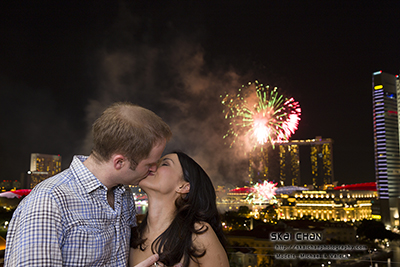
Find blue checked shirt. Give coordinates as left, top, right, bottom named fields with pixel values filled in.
left=5, top=155, right=136, bottom=266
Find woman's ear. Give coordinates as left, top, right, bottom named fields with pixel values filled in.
left=177, top=182, right=190, bottom=194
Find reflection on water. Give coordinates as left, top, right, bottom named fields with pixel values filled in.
left=349, top=243, right=400, bottom=267
left=390, top=244, right=400, bottom=267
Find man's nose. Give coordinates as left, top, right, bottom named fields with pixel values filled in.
left=148, top=163, right=158, bottom=172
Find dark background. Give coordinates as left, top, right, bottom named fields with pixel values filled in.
left=1, top=1, right=400, bottom=186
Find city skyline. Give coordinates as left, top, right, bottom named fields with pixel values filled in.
left=1, top=1, right=400, bottom=186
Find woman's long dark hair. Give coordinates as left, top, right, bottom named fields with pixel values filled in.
left=131, top=151, right=227, bottom=266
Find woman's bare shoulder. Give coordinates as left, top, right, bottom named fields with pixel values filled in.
left=194, top=221, right=211, bottom=231
left=193, top=222, right=216, bottom=244
left=192, top=222, right=229, bottom=266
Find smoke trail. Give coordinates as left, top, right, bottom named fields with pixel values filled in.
left=81, top=5, right=252, bottom=186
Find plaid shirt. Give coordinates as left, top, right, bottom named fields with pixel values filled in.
left=5, top=155, right=136, bottom=266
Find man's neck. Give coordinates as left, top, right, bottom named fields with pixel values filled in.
left=83, top=155, right=115, bottom=189
left=84, top=155, right=118, bottom=209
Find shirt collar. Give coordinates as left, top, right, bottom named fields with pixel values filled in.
left=71, top=155, right=105, bottom=194
left=71, top=155, right=126, bottom=194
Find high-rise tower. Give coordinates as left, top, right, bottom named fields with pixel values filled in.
left=280, top=137, right=334, bottom=187
left=28, top=153, right=62, bottom=188
left=248, top=137, right=334, bottom=188
left=279, top=144, right=300, bottom=186
left=310, top=141, right=334, bottom=186
left=372, top=71, right=400, bottom=227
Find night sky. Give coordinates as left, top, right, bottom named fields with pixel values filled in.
left=1, top=1, right=400, bottom=187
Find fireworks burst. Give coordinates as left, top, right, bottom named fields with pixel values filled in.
left=221, top=80, right=301, bottom=149
left=246, top=180, right=278, bottom=204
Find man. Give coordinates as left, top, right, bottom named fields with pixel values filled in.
left=5, top=102, right=172, bottom=267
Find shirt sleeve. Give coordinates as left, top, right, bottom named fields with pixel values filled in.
left=5, top=193, right=63, bottom=266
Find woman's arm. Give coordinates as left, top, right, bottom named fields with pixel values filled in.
left=193, top=223, right=229, bottom=267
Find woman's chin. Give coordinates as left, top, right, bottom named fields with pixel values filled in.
left=137, top=179, right=147, bottom=189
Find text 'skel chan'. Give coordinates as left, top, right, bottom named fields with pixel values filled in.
left=270, top=232, right=323, bottom=242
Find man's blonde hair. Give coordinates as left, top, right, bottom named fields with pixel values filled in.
left=91, top=102, right=172, bottom=168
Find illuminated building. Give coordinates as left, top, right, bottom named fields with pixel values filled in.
left=280, top=137, right=334, bottom=187
left=248, top=137, right=334, bottom=187
left=28, top=153, right=62, bottom=188
left=227, top=246, right=258, bottom=267
left=226, top=232, right=272, bottom=267
left=311, top=140, right=333, bottom=186
left=372, top=71, right=400, bottom=227
left=278, top=190, right=377, bottom=222
left=218, top=184, right=377, bottom=224
left=218, top=187, right=252, bottom=213
left=279, top=144, right=300, bottom=186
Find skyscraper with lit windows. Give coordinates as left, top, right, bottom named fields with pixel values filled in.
left=310, top=141, right=334, bottom=186
left=28, top=153, right=62, bottom=188
left=372, top=71, right=400, bottom=227
left=248, top=137, right=334, bottom=188
left=280, top=137, right=333, bottom=187
left=279, top=144, right=300, bottom=186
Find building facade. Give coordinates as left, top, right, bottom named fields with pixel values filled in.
left=248, top=137, right=334, bottom=187
left=372, top=71, right=400, bottom=227
left=279, top=144, right=300, bottom=186
left=218, top=187, right=377, bottom=224
left=226, top=235, right=271, bottom=267
left=278, top=190, right=377, bottom=222
left=280, top=137, right=334, bottom=187
left=28, top=153, right=62, bottom=188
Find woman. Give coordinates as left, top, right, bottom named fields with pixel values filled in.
left=130, top=152, right=229, bottom=267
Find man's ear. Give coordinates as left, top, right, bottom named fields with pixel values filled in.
left=112, top=154, right=126, bottom=170
left=177, top=182, right=190, bottom=194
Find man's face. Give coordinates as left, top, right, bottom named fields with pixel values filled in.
left=128, top=139, right=166, bottom=185
left=138, top=153, right=185, bottom=195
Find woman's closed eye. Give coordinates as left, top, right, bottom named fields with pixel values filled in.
left=158, top=159, right=169, bottom=167
left=161, top=157, right=174, bottom=166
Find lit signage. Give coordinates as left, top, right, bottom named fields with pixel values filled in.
left=372, top=215, right=381, bottom=220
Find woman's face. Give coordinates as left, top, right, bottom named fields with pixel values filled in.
left=139, top=153, right=186, bottom=195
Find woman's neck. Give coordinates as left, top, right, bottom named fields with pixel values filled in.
left=145, top=195, right=177, bottom=236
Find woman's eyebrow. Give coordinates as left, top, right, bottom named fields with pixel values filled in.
left=162, top=157, right=174, bottom=164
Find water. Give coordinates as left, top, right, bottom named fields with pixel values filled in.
left=389, top=244, right=400, bottom=267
